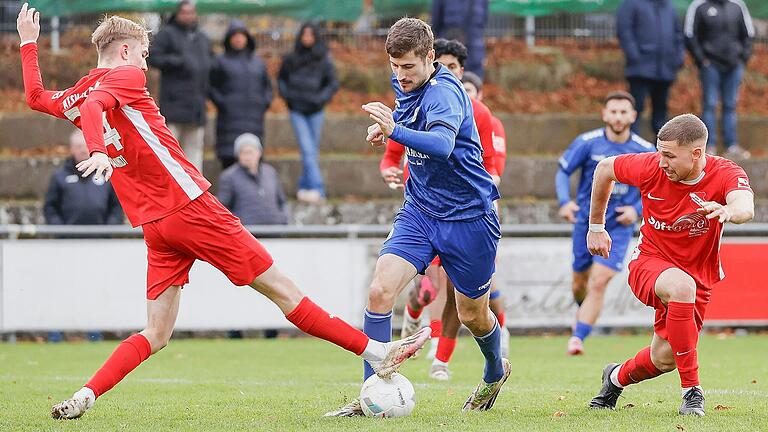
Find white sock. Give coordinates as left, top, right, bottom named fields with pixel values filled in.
left=681, top=385, right=702, bottom=397
left=361, top=339, right=387, bottom=363
left=432, top=359, right=448, bottom=367
left=74, top=387, right=96, bottom=409
left=610, top=366, right=624, bottom=388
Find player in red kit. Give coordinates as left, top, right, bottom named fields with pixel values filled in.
left=16, top=4, right=429, bottom=420
left=586, top=114, right=754, bottom=416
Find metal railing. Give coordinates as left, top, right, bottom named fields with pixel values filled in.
left=2, top=223, right=768, bottom=240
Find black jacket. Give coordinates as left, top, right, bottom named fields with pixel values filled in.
left=684, top=0, right=755, bottom=69
left=210, top=20, right=273, bottom=159
left=277, top=23, right=339, bottom=115
left=148, top=16, right=212, bottom=125
left=217, top=163, right=288, bottom=225
left=43, top=158, right=124, bottom=225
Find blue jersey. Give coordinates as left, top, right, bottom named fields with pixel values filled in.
left=557, top=128, right=654, bottom=225
left=391, top=63, right=499, bottom=221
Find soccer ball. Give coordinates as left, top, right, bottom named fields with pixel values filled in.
left=359, top=373, right=416, bottom=418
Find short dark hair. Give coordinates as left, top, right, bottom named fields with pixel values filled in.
left=657, top=114, right=708, bottom=147
left=604, top=90, right=636, bottom=110
left=385, top=17, right=434, bottom=58
left=433, top=38, right=468, bottom=67
left=461, top=71, right=483, bottom=92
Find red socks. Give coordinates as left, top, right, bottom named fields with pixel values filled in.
left=406, top=303, right=422, bottom=319
left=435, top=336, right=457, bottom=363
left=286, top=297, right=369, bottom=356
left=495, top=311, right=506, bottom=328
left=666, top=301, right=700, bottom=387
left=429, top=319, right=442, bottom=338
left=617, top=346, right=664, bottom=386
left=85, top=333, right=151, bottom=398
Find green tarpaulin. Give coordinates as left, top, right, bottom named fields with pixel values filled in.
left=27, top=0, right=364, bottom=22
left=373, top=0, right=768, bottom=19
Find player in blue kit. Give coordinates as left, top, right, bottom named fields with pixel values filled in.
left=325, top=17, right=509, bottom=417
left=556, top=91, right=655, bottom=356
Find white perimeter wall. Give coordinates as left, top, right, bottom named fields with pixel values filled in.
left=0, top=238, right=652, bottom=331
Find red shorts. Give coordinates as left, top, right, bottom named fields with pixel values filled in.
left=628, top=254, right=711, bottom=340
left=142, top=191, right=274, bottom=300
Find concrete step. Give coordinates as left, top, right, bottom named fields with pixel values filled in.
left=3, top=112, right=768, bottom=155
left=3, top=155, right=767, bottom=201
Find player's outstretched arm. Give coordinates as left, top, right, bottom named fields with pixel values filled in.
left=587, top=157, right=618, bottom=258
left=17, top=3, right=62, bottom=116
left=697, top=190, right=754, bottom=224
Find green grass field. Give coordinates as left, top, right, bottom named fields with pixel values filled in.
left=1, top=334, right=766, bottom=431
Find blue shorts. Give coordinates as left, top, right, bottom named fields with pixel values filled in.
left=572, top=222, right=633, bottom=273
left=381, top=203, right=500, bottom=299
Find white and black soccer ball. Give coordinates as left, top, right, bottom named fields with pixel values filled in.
left=359, top=373, right=416, bottom=418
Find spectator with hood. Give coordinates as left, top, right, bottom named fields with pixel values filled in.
left=148, top=0, right=212, bottom=169
left=277, top=22, right=339, bottom=204
left=210, top=19, right=273, bottom=169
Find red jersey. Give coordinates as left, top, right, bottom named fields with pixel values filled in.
left=21, top=44, right=210, bottom=227
left=379, top=98, right=498, bottom=179
left=614, top=152, right=752, bottom=288
left=490, top=116, right=507, bottom=176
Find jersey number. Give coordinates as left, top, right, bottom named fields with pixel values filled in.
left=63, top=106, right=124, bottom=151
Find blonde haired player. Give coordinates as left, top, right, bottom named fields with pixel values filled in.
left=16, top=4, right=430, bottom=420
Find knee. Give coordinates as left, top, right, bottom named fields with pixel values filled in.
left=665, top=277, right=696, bottom=303
left=587, top=276, right=611, bottom=297
left=457, top=308, right=489, bottom=332
left=141, top=328, right=172, bottom=354
left=368, top=281, right=397, bottom=311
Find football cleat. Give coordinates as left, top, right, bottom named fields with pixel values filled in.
left=679, top=387, right=705, bottom=417
left=323, top=398, right=364, bottom=417
left=51, top=388, right=95, bottom=420
left=429, top=362, right=452, bottom=381
left=400, top=306, right=422, bottom=340
left=462, top=358, right=511, bottom=412
left=370, top=327, right=431, bottom=379
left=567, top=336, right=584, bottom=356
left=589, top=363, right=623, bottom=410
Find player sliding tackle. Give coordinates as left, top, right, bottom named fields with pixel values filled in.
left=16, top=4, right=429, bottom=420
left=325, top=17, right=510, bottom=417
left=586, top=114, right=754, bottom=417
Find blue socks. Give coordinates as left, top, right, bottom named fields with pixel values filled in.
left=573, top=321, right=593, bottom=341
left=363, top=309, right=392, bottom=380
left=473, top=318, right=504, bottom=383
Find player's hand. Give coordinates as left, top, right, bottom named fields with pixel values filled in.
left=366, top=123, right=386, bottom=148
left=696, top=201, right=732, bottom=223
left=76, top=152, right=114, bottom=182
left=380, top=166, right=404, bottom=190
left=17, top=3, right=40, bottom=44
left=615, top=205, right=639, bottom=225
left=587, top=230, right=612, bottom=259
left=362, top=102, right=396, bottom=138
left=558, top=201, right=580, bottom=224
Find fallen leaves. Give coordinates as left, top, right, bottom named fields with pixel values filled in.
left=552, top=411, right=566, bottom=417
left=622, top=403, right=635, bottom=409
left=715, top=405, right=735, bottom=411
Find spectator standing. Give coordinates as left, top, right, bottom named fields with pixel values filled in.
left=210, top=20, right=273, bottom=170
left=431, top=0, right=489, bottom=79
left=218, top=133, right=289, bottom=225
left=148, top=0, right=212, bottom=169
left=685, top=0, right=755, bottom=158
left=617, top=0, right=684, bottom=138
left=277, top=22, right=339, bottom=204
left=44, top=130, right=123, bottom=226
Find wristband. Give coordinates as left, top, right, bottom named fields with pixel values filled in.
left=589, top=223, right=606, bottom=233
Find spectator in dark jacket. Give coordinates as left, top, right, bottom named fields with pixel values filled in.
left=432, top=0, right=489, bottom=79
left=210, top=20, right=273, bottom=170
left=277, top=22, right=339, bottom=204
left=148, top=0, right=212, bottom=169
left=44, top=130, right=123, bottom=225
left=685, top=0, right=755, bottom=158
left=218, top=133, right=289, bottom=225
left=617, top=0, right=684, bottom=138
